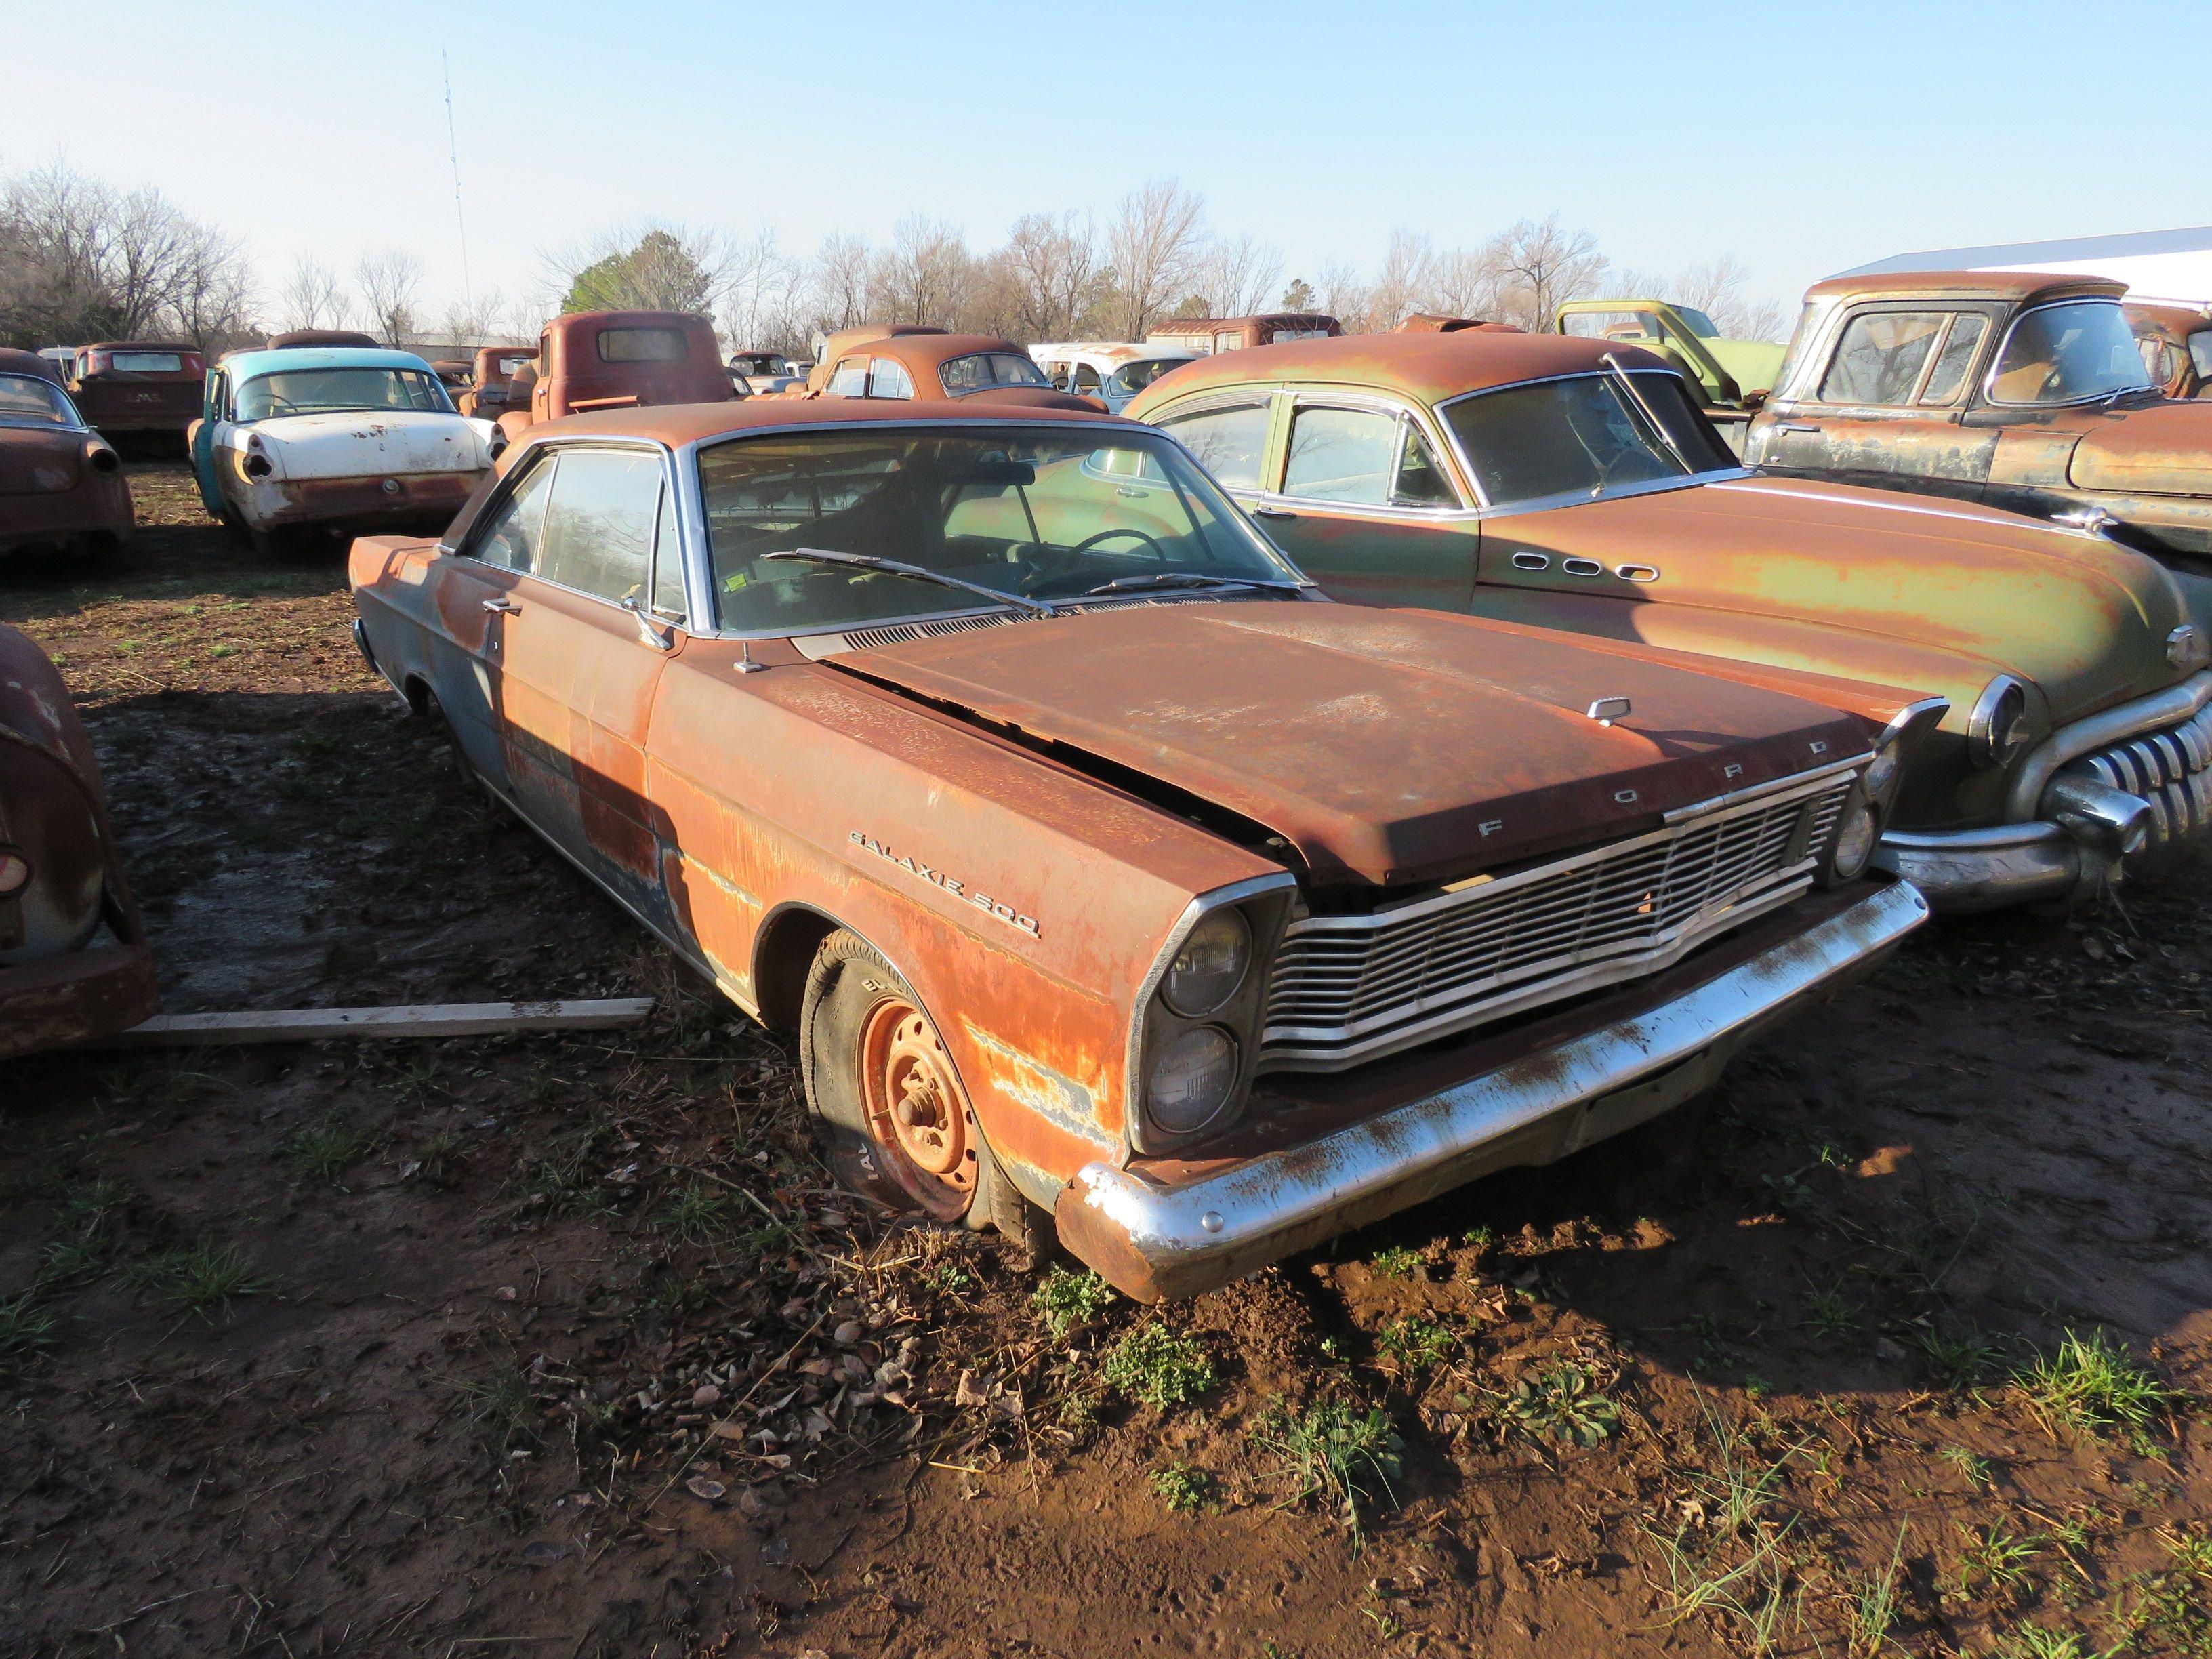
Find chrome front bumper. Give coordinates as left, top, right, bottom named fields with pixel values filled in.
left=1054, top=880, right=1928, bottom=1301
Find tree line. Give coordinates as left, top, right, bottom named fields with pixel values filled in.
left=1, top=162, right=1786, bottom=357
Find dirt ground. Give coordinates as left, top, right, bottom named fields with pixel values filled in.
left=2, top=463, right=2207, bottom=1659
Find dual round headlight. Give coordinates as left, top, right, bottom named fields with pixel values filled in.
left=1144, top=908, right=1256, bottom=1140
left=1160, top=907, right=1250, bottom=1017
left=1145, top=1025, right=1240, bottom=1134
left=1826, top=791, right=1879, bottom=884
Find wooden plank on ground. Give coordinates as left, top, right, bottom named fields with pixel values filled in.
left=90, top=998, right=657, bottom=1048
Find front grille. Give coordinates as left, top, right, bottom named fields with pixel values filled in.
left=1259, top=765, right=1858, bottom=1071
left=2062, top=700, right=2212, bottom=849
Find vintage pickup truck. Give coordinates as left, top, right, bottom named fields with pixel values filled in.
left=2125, top=300, right=2212, bottom=401
left=457, top=345, right=539, bottom=420
left=1127, top=331, right=2212, bottom=912
left=493, top=310, right=732, bottom=449
left=1744, top=271, right=2212, bottom=565
left=349, top=399, right=1929, bottom=1297
left=1556, top=300, right=1785, bottom=453
left=65, top=340, right=207, bottom=443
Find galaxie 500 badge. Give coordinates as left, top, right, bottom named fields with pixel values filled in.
left=849, top=832, right=1040, bottom=938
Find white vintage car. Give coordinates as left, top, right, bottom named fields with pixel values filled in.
left=188, top=346, right=495, bottom=548
left=1027, top=341, right=1198, bottom=413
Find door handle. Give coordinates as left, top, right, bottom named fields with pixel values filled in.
left=1774, top=422, right=1821, bottom=435
left=1250, top=506, right=1297, bottom=520
left=482, top=597, right=519, bottom=614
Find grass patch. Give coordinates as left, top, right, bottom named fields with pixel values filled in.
left=119, top=1240, right=270, bottom=1322
left=1376, top=1316, right=1453, bottom=1376
left=1801, top=1283, right=1862, bottom=1341
left=1368, top=1244, right=1423, bottom=1279
left=1252, top=1399, right=1404, bottom=1547
left=1955, top=1521, right=2042, bottom=1602
left=649, top=1179, right=731, bottom=1245
left=0, top=1290, right=59, bottom=1368
left=1842, top=1523, right=1909, bottom=1657
left=1149, top=1465, right=1217, bottom=1514
left=1504, top=1361, right=1620, bottom=1448
left=1031, top=1265, right=1115, bottom=1340
left=2019, top=1328, right=2175, bottom=1438
left=1919, top=1322, right=2002, bottom=1391
left=281, top=1109, right=371, bottom=1185
left=1101, top=1324, right=1215, bottom=1411
left=512, top=1124, right=623, bottom=1219
left=447, top=1364, right=536, bottom=1452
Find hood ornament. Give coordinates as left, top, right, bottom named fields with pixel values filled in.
left=1586, top=697, right=1631, bottom=726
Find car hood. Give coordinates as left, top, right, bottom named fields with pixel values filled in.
left=1500, top=473, right=2200, bottom=729
left=2068, top=401, right=2212, bottom=495
left=0, top=427, right=86, bottom=496
left=240, top=409, right=489, bottom=478
left=834, top=599, right=1870, bottom=888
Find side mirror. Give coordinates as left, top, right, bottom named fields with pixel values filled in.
left=623, top=594, right=678, bottom=651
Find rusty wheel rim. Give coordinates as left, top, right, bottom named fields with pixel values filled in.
left=858, top=996, right=976, bottom=1219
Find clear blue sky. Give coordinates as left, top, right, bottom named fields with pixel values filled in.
left=5, top=0, right=2199, bottom=321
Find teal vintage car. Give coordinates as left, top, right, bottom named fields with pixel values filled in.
left=1128, top=330, right=2212, bottom=912
left=188, top=346, right=495, bottom=549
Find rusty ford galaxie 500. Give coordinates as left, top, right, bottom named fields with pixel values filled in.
left=350, top=401, right=1930, bottom=1299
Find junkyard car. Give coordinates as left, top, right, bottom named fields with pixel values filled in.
left=0, top=623, right=159, bottom=1057
left=350, top=398, right=1929, bottom=1298
left=1557, top=301, right=1784, bottom=414
left=0, top=349, right=134, bottom=559
left=1029, top=342, right=1197, bottom=412
left=66, top=340, right=207, bottom=442
left=457, top=346, right=539, bottom=419
left=813, top=332, right=1103, bottom=411
left=494, top=310, right=732, bottom=449
left=2125, top=301, right=2212, bottom=401
left=1128, top=331, right=2212, bottom=912
left=1744, top=272, right=2212, bottom=562
left=804, top=325, right=945, bottom=394
left=1146, top=313, right=1341, bottom=356
left=188, top=346, right=494, bottom=548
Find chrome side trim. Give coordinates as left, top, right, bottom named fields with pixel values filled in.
left=2005, top=670, right=2212, bottom=820
left=1061, top=881, right=1929, bottom=1301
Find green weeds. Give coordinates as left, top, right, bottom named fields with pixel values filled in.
left=281, top=1109, right=371, bottom=1185
left=2019, top=1328, right=2175, bottom=1438
left=1504, top=1361, right=1619, bottom=1448
left=1368, top=1245, right=1423, bottom=1279
left=1149, top=1465, right=1217, bottom=1514
left=1101, top=1324, right=1215, bottom=1411
left=1376, top=1316, right=1454, bottom=1376
left=649, top=1179, right=731, bottom=1246
left=1252, top=1398, right=1404, bottom=1548
left=1031, top=1265, right=1115, bottom=1340
left=119, top=1239, right=270, bottom=1322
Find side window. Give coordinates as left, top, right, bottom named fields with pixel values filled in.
left=1158, top=402, right=1270, bottom=491
left=535, top=448, right=663, bottom=604
left=650, top=484, right=686, bottom=617
left=1817, top=311, right=1948, bottom=405
left=1393, top=422, right=1459, bottom=508
left=1071, top=363, right=1102, bottom=392
left=1044, top=361, right=1073, bottom=390
left=466, top=454, right=557, bottom=573
left=1919, top=314, right=1991, bottom=405
left=826, top=357, right=869, bottom=396
left=1282, top=405, right=1399, bottom=506
left=207, top=371, right=229, bottom=418
left=867, top=357, right=914, bottom=399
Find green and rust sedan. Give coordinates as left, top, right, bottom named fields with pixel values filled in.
left=1128, top=331, right=2212, bottom=912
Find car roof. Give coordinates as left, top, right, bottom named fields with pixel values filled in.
left=222, top=346, right=442, bottom=377
left=1141, top=330, right=1669, bottom=406
left=1801, top=269, right=2129, bottom=306
left=508, top=398, right=1137, bottom=449
left=79, top=340, right=199, bottom=354
left=0, top=347, right=65, bottom=386
left=1031, top=342, right=1195, bottom=365
left=846, top=333, right=1033, bottom=372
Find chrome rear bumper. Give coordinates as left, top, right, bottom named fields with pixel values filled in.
left=1055, top=880, right=1928, bottom=1301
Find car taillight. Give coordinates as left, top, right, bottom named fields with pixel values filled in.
left=0, top=845, right=30, bottom=897
left=86, top=351, right=111, bottom=375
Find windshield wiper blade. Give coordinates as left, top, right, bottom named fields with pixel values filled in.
left=758, top=548, right=1057, bottom=616
left=1080, top=571, right=1309, bottom=597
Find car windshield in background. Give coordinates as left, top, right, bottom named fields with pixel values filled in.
left=1988, top=300, right=2154, bottom=405
left=938, top=352, right=1050, bottom=395
left=108, top=352, right=186, bottom=373
left=700, top=427, right=1297, bottom=634
left=235, top=368, right=451, bottom=421
left=599, top=328, right=687, bottom=363
left=1107, top=357, right=1187, bottom=394
left=1441, top=372, right=1736, bottom=508
left=0, top=375, right=80, bottom=428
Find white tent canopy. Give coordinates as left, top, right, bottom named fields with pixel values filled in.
left=1836, top=227, right=2212, bottom=308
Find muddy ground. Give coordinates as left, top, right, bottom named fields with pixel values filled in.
left=1, top=463, right=2207, bottom=1659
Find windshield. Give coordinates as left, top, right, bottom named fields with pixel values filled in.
left=701, top=427, right=1298, bottom=634
left=1440, top=372, right=1736, bottom=508
left=107, top=351, right=187, bottom=374
left=938, top=352, right=1050, bottom=396
left=0, top=375, right=81, bottom=429
left=1106, top=356, right=1189, bottom=395
left=235, top=368, right=453, bottom=421
left=1988, top=300, right=2152, bottom=405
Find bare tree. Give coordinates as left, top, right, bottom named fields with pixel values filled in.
left=869, top=214, right=972, bottom=328
left=806, top=232, right=874, bottom=333
left=279, top=256, right=348, bottom=331
left=722, top=226, right=800, bottom=350
left=1673, top=253, right=1788, bottom=342
left=1193, top=232, right=1283, bottom=322
left=1104, top=178, right=1205, bottom=339
left=1422, top=243, right=1511, bottom=321
left=436, top=287, right=507, bottom=350
left=998, top=211, right=1099, bottom=340
left=1486, top=214, right=1608, bottom=331
left=1359, top=229, right=1434, bottom=331
left=1311, top=258, right=1369, bottom=331
left=355, top=249, right=424, bottom=346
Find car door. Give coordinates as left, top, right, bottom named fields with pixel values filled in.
left=491, top=443, right=682, bottom=922
left=1750, top=306, right=2001, bottom=497
left=189, top=369, right=229, bottom=517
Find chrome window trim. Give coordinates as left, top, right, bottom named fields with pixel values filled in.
left=1980, top=297, right=2156, bottom=410
left=1124, top=870, right=1298, bottom=1159
left=453, top=436, right=682, bottom=621
left=0, top=375, right=91, bottom=434
left=1276, top=388, right=1473, bottom=515
left=1432, top=369, right=1747, bottom=515
left=686, top=415, right=1305, bottom=640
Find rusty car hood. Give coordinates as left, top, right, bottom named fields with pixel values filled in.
left=2067, top=401, right=2212, bottom=495
left=1494, top=473, right=2200, bottom=729
left=0, top=427, right=85, bottom=496
left=833, top=600, right=1869, bottom=888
